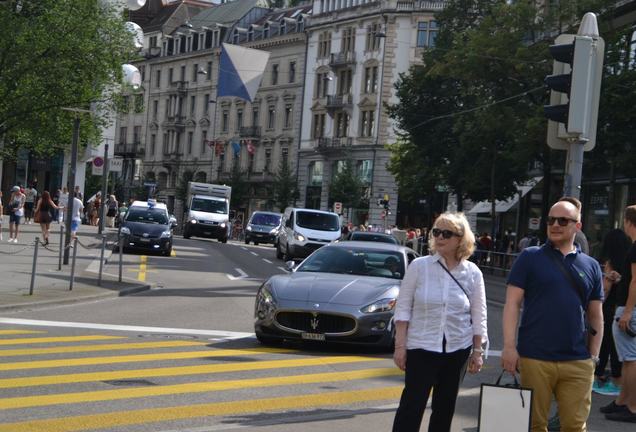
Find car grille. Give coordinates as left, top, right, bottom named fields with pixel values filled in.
left=276, top=312, right=356, bottom=334
left=308, top=238, right=330, bottom=243
left=131, top=232, right=160, bottom=239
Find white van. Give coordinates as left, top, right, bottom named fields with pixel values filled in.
left=275, top=208, right=341, bottom=260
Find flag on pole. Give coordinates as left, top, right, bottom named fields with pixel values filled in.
left=246, top=139, right=255, bottom=155
left=217, top=43, right=270, bottom=103
left=231, top=140, right=241, bottom=156
left=215, top=141, right=224, bottom=156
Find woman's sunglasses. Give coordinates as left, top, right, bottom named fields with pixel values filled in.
left=432, top=228, right=460, bottom=239
left=547, top=216, right=578, bottom=227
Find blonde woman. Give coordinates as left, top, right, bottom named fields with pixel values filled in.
left=392, top=212, right=488, bottom=432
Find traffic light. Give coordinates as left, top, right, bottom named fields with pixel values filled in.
left=544, top=34, right=604, bottom=151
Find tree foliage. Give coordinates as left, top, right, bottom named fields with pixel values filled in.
left=270, top=160, right=298, bottom=212
left=227, top=163, right=250, bottom=209
left=0, top=0, right=138, bottom=159
left=329, top=160, right=368, bottom=210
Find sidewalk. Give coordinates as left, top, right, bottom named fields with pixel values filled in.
left=0, top=218, right=151, bottom=312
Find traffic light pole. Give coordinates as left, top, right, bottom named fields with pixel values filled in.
left=563, top=139, right=586, bottom=199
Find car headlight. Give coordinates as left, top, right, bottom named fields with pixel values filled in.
left=246, top=226, right=252, bottom=231
left=190, top=219, right=197, bottom=224
left=360, top=298, right=397, bottom=314
left=120, top=227, right=131, bottom=235
left=160, top=230, right=172, bottom=238
left=293, top=231, right=305, bottom=241
left=255, top=284, right=277, bottom=319
left=220, top=222, right=226, bottom=228
left=269, top=227, right=278, bottom=234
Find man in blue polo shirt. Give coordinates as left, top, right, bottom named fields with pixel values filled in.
left=503, top=197, right=604, bottom=432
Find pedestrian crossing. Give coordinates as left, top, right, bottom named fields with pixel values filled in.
left=0, top=327, right=403, bottom=431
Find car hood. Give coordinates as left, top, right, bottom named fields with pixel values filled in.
left=248, top=223, right=278, bottom=233
left=123, top=221, right=169, bottom=236
left=271, top=273, right=398, bottom=306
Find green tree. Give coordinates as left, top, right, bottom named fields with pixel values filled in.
left=227, top=162, right=250, bottom=209
left=271, top=160, right=298, bottom=212
left=176, top=170, right=194, bottom=203
left=0, top=0, right=137, bottom=159
left=329, top=160, right=367, bottom=210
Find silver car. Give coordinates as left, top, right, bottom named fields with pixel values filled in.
left=254, top=241, right=419, bottom=349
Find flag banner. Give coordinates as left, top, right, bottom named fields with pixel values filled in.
left=205, top=140, right=214, bottom=148
left=246, top=139, right=255, bottom=155
left=215, top=141, right=225, bottom=156
left=231, top=140, right=241, bottom=156
left=217, top=43, right=270, bottom=103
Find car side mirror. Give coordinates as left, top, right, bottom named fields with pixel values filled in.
left=169, top=216, right=177, bottom=227
left=285, top=260, right=296, bottom=271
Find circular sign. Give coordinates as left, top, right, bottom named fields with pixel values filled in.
left=93, top=156, right=104, bottom=168
left=528, top=217, right=541, bottom=230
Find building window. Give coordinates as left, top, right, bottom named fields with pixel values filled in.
left=271, top=64, right=279, bottom=85
left=267, top=105, right=276, bottom=130
left=152, top=100, right=159, bottom=119
left=248, top=152, right=254, bottom=173
left=192, top=34, right=199, bottom=51
left=206, top=61, right=212, bottom=79
left=133, top=126, right=141, bottom=144
left=187, top=131, right=193, bottom=155
left=236, top=108, right=243, bottom=130
left=201, top=130, right=207, bottom=155
left=318, top=32, right=332, bottom=58
left=360, top=110, right=375, bottom=137
left=315, top=72, right=329, bottom=98
left=120, top=127, right=128, bottom=144
left=168, top=68, right=173, bottom=84
left=281, top=147, right=289, bottom=166
left=155, top=70, right=161, bottom=88
left=264, top=148, right=272, bottom=172
left=312, top=113, right=325, bottom=138
left=284, top=104, right=293, bottom=128
left=309, top=161, right=323, bottom=185
left=342, top=27, right=355, bottom=53
left=358, top=160, right=373, bottom=184
left=192, top=64, right=198, bottom=82
left=289, top=61, right=296, bottom=83
left=150, top=134, right=156, bottom=156
left=140, top=65, right=145, bottom=82
left=366, top=23, right=381, bottom=51
left=222, top=110, right=229, bottom=132
left=162, top=133, right=168, bottom=155
left=417, top=21, right=438, bottom=48
left=164, top=98, right=170, bottom=118
left=190, top=95, right=196, bottom=117
left=338, top=69, right=352, bottom=95
left=364, top=65, right=378, bottom=93
left=180, top=65, right=185, bottom=81
left=204, top=94, right=210, bottom=115
left=252, top=108, right=259, bottom=126
left=335, top=112, right=349, bottom=137
left=150, top=36, right=157, bottom=48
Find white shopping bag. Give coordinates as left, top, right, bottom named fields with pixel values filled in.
left=478, top=371, right=532, bottom=432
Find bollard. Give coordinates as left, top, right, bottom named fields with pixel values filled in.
left=118, top=231, right=123, bottom=282
left=98, top=235, right=106, bottom=286
left=69, top=237, right=78, bottom=291
left=58, top=224, right=64, bottom=270
left=29, top=237, right=39, bottom=295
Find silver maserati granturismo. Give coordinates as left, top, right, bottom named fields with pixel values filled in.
left=254, top=241, right=419, bottom=349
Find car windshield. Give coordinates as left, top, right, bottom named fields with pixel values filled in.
left=191, top=198, right=227, bottom=214
left=250, top=213, right=281, bottom=227
left=350, top=233, right=398, bottom=244
left=296, top=247, right=405, bottom=279
left=125, top=208, right=168, bottom=224
left=296, top=211, right=339, bottom=231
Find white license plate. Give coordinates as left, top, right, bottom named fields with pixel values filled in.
left=301, top=332, right=325, bottom=341
left=138, top=238, right=151, bottom=243
left=204, top=231, right=212, bottom=236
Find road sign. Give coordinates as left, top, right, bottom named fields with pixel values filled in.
left=92, top=157, right=103, bottom=176
left=110, top=157, right=123, bottom=172
left=529, top=217, right=541, bottom=230
left=333, top=202, right=342, bottom=214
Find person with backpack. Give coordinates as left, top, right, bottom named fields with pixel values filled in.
left=105, top=195, right=119, bottom=228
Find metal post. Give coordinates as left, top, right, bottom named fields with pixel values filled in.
left=563, top=140, right=585, bottom=199
left=69, top=237, right=78, bottom=291
left=98, top=235, right=106, bottom=286
left=118, top=231, right=123, bottom=282
left=98, top=143, right=109, bottom=235
left=29, top=237, right=39, bottom=295
left=64, top=116, right=80, bottom=265
left=57, top=224, right=64, bottom=271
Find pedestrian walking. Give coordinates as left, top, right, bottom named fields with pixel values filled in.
left=105, top=195, right=118, bottom=228
left=604, top=204, right=636, bottom=423
left=52, top=188, right=61, bottom=222
left=7, top=186, right=25, bottom=243
left=392, top=212, right=488, bottom=432
left=73, top=185, right=82, bottom=200
left=90, top=192, right=101, bottom=226
left=23, top=183, right=37, bottom=224
left=58, top=187, right=69, bottom=223
left=592, top=229, right=631, bottom=397
left=34, top=191, right=59, bottom=246
left=70, top=196, right=84, bottom=240
left=502, top=197, right=604, bottom=432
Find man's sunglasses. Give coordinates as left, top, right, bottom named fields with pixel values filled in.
left=547, top=216, right=578, bottom=227
left=432, top=228, right=460, bottom=239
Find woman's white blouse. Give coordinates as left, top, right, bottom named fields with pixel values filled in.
left=394, top=254, right=488, bottom=353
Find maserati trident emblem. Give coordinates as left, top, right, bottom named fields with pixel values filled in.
left=142, top=233, right=149, bottom=238
left=310, top=312, right=319, bottom=331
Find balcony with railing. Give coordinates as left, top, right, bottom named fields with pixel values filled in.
left=329, top=51, right=356, bottom=68
left=239, top=126, right=262, bottom=137
left=394, top=0, right=447, bottom=11
left=316, top=137, right=353, bottom=153
left=326, top=94, right=353, bottom=110
left=167, top=80, right=188, bottom=95
left=164, top=115, right=186, bottom=130
left=115, top=142, right=144, bottom=157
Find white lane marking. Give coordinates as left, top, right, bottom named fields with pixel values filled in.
left=0, top=318, right=254, bottom=339
left=240, top=247, right=248, bottom=251
left=277, top=266, right=289, bottom=273
left=250, top=251, right=258, bottom=256
left=262, top=258, right=273, bottom=264
left=226, top=268, right=249, bottom=280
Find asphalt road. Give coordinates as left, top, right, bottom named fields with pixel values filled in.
left=0, top=237, right=628, bottom=432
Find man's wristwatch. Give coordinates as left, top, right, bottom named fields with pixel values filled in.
left=591, top=355, right=600, bottom=365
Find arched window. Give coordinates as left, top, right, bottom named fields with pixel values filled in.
left=158, top=172, right=168, bottom=189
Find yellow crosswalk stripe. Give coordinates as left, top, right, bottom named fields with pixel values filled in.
left=0, top=367, right=402, bottom=410
left=0, top=335, right=124, bottom=346
left=0, top=355, right=381, bottom=389
left=0, top=347, right=293, bottom=371
left=0, top=330, right=46, bottom=336
left=0, top=386, right=404, bottom=432
left=0, top=340, right=207, bottom=357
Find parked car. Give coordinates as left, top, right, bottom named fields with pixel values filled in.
left=343, top=231, right=399, bottom=244
left=254, top=241, right=419, bottom=349
left=118, top=199, right=176, bottom=256
left=276, top=208, right=341, bottom=261
left=245, top=211, right=282, bottom=245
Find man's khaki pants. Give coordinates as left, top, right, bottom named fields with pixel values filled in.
left=519, top=357, right=595, bottom=432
